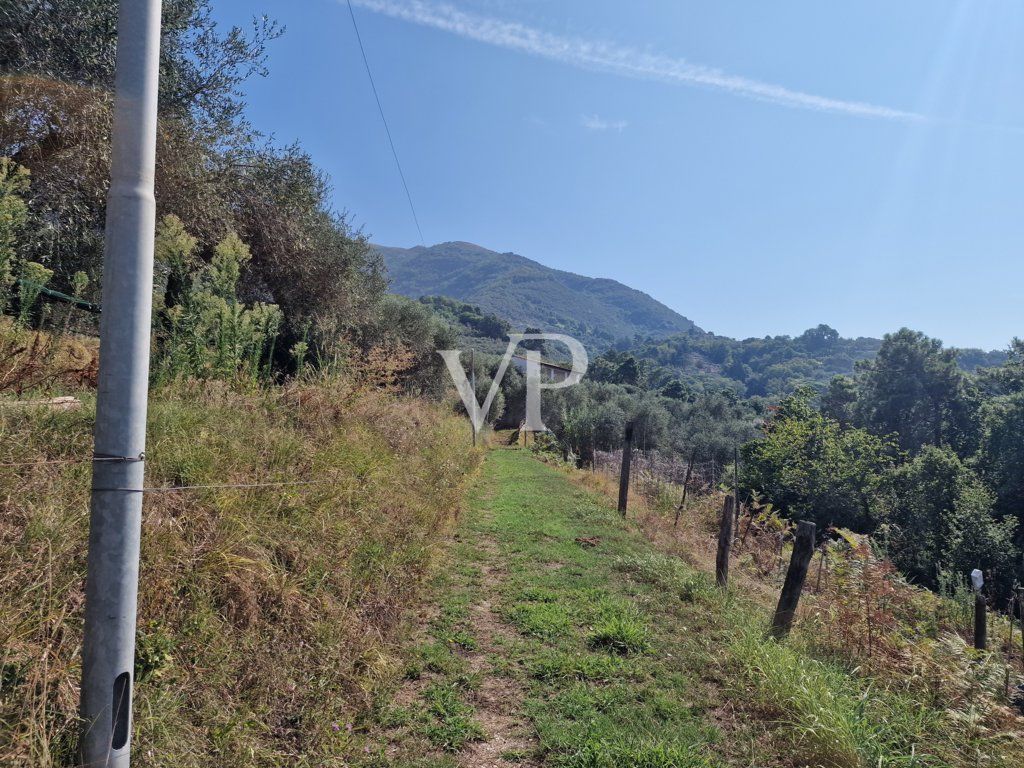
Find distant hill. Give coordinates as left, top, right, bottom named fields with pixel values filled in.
left=595, top=323, right=1008, bottom=397
left=376, top=241, right=700, bottom=351
left=379, top=241, right=1007, bottom=396
left=607, top=326, right=886, bottom=397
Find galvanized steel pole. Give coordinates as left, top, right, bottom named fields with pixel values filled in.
left=79, top=1, right=162, bottom=765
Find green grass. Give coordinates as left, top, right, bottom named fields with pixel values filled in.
left=614, top=553, right=715, bottom=603
left=527, top=650, right=635, bottom=683
left=365, top=449, right=1024, bottom=768
left=421, top=682, right=485, bottom=752
left=456, top=451, right=725, bottom=767
left=730, top=622, right=946, bottom=768
left=508, top=601, right=573, bottom=640
left=586, top=599, right=652, bottom=655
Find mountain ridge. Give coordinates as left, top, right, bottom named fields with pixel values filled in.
left=377, top=240, right=1007, bottom=395
left=376, top=241, right=701, bottom=351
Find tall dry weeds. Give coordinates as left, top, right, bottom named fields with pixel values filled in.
left=0, top=377, right=480, bottom=767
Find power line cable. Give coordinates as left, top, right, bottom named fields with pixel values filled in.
left=346, top=0, right=426, bottom=245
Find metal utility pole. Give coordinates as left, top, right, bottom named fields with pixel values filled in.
left=79, top=1, right=162, bottom=765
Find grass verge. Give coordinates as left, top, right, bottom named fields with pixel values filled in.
left=367, top=450, right=1024, bottom=768
left=0, top=378, right=480, bottom=767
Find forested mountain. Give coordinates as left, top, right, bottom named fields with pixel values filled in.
left=377, top=241, right=701, bottom=350
left=381, top=242, right=1005, bottom=396
left=608, top=325, right=1006, bottom=397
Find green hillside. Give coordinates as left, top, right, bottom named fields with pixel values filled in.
left=613, top=325, right=1007, bottom=397
left=377, top=241, right=700, bottom=350
left=382, top=243, right=1006, bottom=396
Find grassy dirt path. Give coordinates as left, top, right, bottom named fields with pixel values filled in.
left=360, top=449, right=761, bottom=768
left=359, top=448, right=1024, bottom=768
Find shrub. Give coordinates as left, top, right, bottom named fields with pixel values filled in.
left=876, top=446, right=1018, bottom=594
left=153, top=218, right=283, bottom=382
left=0, top=159, right=30, bottom=314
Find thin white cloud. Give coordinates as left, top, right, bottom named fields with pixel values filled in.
left=349, top=0, right=924, bottom=122
left=581, top=114, right=628, bottom=132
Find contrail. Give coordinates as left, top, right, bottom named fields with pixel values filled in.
left=348, top=0, right=925, bottom=122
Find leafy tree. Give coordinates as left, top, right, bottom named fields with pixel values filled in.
left=615, top=326, right=891, bottom=398
left=821, top=374, right=858, bottom=427
left=584, top=353, right=621, bottom=384
left=979, top=338, right=1024, bottom=397
left=668, top=389, right=760, bottom=467
left=876, top=446, right=1018, bottom=593
left=480, top=358, right=521, bottom=427
left=1, top=1, right=279, bottom=284
left=614, top=356, right=643, bottom=386
left=978, top=391, right=1024, bottom=524
left=972, top=340, right=1024, bottom=535
left=628, top=393, right=671, bottom=451
left=743, top=388, right=898, bottom=531
left=360, top=295, right=459, bottom=399
left=1, top=2, right=382, bottom=362
left=0, top=158, right=29, bottom=313
left=798, top=324, right=840, bottom=353
left=231, top=146, right=386, bottom=350
left=418, top=296, right=510, bottom=341
left=855, top=328, right=979, bottom=456
left=519, top=327, right=546, bottom=353
left=1, top=1, right=280, bottom=136
left=660, top=379, right=692, bottom=401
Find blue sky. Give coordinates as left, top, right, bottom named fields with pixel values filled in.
left=210, top=0, right=1024, bottom=350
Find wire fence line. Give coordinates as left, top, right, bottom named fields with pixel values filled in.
left=95, top=478, right=357, bottom=494
left=0, top=456, right=133, bottom=468
left=593, top=448, right=727, bottom=500
left=3, top=446, right=728, bottom=495
left=0, top=453, right=355, bottom=493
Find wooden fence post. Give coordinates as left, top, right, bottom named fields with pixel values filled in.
left=1008, top=591, right=1016, bottom=658
left=674, top=448, right=697, bottom=528
left=617, top=422, right=634, bottom=516
left=733, top=446, right=741, bottom=529
left=716, top=495, right=736, bottom=588
left=770, top=520, right=816, bottom=639
left=975, top=592, right=988, bottom=651
left=1017, top=587, right=1024, bottom=669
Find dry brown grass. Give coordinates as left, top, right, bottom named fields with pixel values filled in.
left=0, top=376, right=481, bottom=767
left=0, top=318, right=98, bottom=395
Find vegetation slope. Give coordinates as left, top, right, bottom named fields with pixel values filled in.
left=377, top=241, right=700, bottom=351
left=0, top=370, right=480, bottom=767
